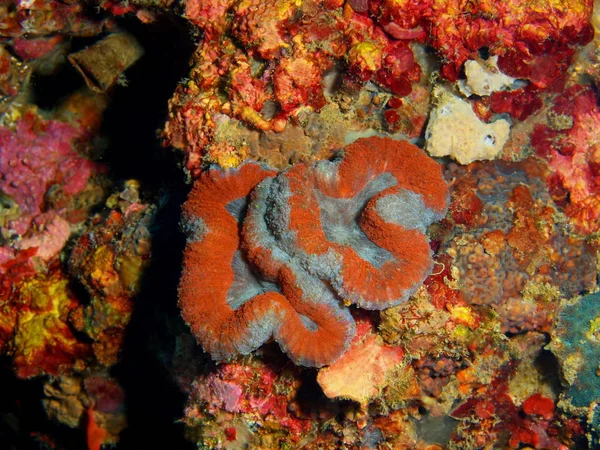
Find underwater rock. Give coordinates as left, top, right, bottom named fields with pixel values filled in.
left=549, top=291, right=600, bottom=413
left=317, top=330, right=404, bottom=405
left=42, top=374, right=126, bottom=446
left=69, top=186, right=155, bottom=367
left=531, top=85, right=600, bottom=234
left=8, top=270, right=90, bottom=378
left=441, top=160, right=597, bottom=334
left=427, top=0, right=593, bottom=83
left=183, top=358, right=314, bottom=448
left=0, top=0, right=110, bottom=40
left=0, top=44, right=29, bottom=100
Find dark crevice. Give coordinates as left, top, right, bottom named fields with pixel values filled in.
left=0, top=359, right=85, bottom=450
left=104, top=12, right=194, bottom=450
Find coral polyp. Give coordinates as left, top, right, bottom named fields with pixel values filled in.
left=179, top=137, right=448, bottom=366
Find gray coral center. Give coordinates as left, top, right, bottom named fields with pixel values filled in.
left=315, top=173, right=397, bottom=269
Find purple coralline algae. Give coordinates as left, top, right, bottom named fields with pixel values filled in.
left=0, top=112, right=97, bottom=239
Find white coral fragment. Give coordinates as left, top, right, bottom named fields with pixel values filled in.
left=458, top=56, right=519, bottom=97
left=425, top=87, right=510, bottom=165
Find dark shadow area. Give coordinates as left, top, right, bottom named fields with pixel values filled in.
left=0, top=359, right=87, bottom=450
left=114, top=189, right=191, bottom=450
left=534, top=346, right=563, bottom=397
left=4, top=11, right=196, bottom=448
left=98, top=14, right=193, bottom=194
left=294, top=370, right=335, bottom=414
left=30, top=53, right=86, bottom=111
left=99, top=12, right=195, bottom=450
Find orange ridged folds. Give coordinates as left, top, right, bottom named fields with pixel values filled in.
left=178, top=163, right=355, bottom=367
left=280, top=137, right=448, bottom=308
left=178, top=137, right=448, bottom=367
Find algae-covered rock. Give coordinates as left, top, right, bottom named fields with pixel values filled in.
left=548, top=291, right=600, bottom=412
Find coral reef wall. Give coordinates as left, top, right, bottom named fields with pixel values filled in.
left=1, top=0, right=600, bottom=449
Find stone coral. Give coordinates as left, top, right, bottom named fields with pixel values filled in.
left=179, top=137, right=448, bottom=367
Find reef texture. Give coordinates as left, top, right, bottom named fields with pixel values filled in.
left=439, top=160, right=597, bottom=335
left=0, top=88, right=153, bottom=449
left=457, top=55, right=519, bottom=97
left=179, top=136, right=448, bottom=367
left=0, top=104, right=106, bottom=377
left=0, top=111, right=98, bottom=243
left=2, top=0, right=600, bottom=448
left=0, top=0, right=160, bottom=447
left=531, top=85, right=600, bottom=235
left=173, top=122, right=599, bottom=448
left=164, top=0, right=594, bottom=176
left=0, top=0, right=116, bottom=117
left=0, top=0, right=110, bottom=40
left=43, top=374, right=127, bottom=448
left=68, top=188, right=155, bottom=367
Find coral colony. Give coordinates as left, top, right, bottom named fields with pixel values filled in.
left=2, top=0, right=600, bottom=449
left=178, top=137, right=448, bottom=366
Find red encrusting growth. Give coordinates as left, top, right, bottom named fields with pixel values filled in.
left=531, top=85, right=600, bottom=234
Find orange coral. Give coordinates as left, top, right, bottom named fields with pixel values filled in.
left=179, top=163, right=355, bottom=367
left=179, top=137, right=448, bottom=366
